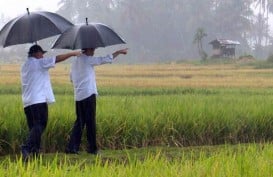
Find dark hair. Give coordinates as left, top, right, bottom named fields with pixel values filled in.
left=82, top=48, right=94, bottom=53
left=28, top=45, right=47, bottom=55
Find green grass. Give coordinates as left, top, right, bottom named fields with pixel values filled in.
left=2, top=87, right=273, bottom=154
left=245, top=60, right=273, bottom=69
left=1, top=144, right=273, bottom=177
left=2, top=63, right=273, bottom=176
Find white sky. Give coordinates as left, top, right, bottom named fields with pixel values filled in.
left=0, top=0, right=61, bottom=19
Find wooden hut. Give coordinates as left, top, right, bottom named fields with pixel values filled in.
left=209, top=39, right=240, bottom=58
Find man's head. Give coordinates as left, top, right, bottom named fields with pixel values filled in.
left=28, top=44, right=47, bottom=58
left=82, top=48, right=95, bottom=56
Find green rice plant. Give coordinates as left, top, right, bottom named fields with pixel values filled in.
left=1, top=144, right=273, bottom=176
left=0, top=94, right=25, bottom=154
left=2, top=87, right=273, bottom=154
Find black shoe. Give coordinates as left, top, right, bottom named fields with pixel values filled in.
left=32, top=151, right=40, bottom=158
left=31, top=148, right=40, bottom=158
left=65, top=148, right=79, bottom=154
left=87, top=149, right=100, bottom=155
left=22, top=149, right=30, bottom=163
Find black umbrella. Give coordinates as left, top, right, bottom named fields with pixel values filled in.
left=52, top=18, right=125, bottom=50
left=0, top=8, right=74, bottom=47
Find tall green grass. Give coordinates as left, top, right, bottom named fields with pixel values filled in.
left=1, top=87, right=273, bottom=154
left=1, top=144, right=273, bottom=177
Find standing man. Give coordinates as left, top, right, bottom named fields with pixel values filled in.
left=66, top=48, right=128, bottom=154
left=21, top=44, right=81, bottom=161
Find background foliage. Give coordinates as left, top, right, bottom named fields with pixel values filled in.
left=1, top=0, right=273, bottom=62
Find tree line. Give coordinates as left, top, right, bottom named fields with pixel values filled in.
left=1, top=0, right=273, bottom=62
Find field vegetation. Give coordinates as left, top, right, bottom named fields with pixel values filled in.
left=1, top=61, right=273, bottom=176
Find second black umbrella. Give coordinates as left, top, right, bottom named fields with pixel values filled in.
left=52, top=18, right=125, bottom=50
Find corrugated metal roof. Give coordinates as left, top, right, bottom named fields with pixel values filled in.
left=209, top=39, right=240, bottom=45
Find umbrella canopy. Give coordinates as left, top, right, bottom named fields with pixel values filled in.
left=52, top=18, right=125, bottom=50
left=0, top=8, right=74, bottom=47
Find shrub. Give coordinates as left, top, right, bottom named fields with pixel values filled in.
left=267, top=54, right=273, bottom=63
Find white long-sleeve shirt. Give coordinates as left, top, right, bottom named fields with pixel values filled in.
left=71, top=54, right=113, bottom=101
left=21, top=57, right=56, bottom=108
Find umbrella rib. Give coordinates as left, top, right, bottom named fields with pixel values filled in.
left=92, top=23, right=106, bottom=47
left=74, top=30, right=81, bottom=49
left=0, top=11, right=74, bottom=47
left=51, top=23, right=125, bottom=50
left=34, top=14, right=63, bottom=40
left=1, top=16, right=21, bottom=47
left=36, top=11, right=73, bottom=33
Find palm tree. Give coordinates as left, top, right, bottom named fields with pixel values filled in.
left=254, top=0, right=272, bottom=45
left=193, top=28, right=208, bottom=60
left=266, top=0, right=273, bottom=44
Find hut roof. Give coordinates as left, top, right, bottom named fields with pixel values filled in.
left=209, top=39, right=240, bottom=46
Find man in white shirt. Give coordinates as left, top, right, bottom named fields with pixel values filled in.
left=21, top=44, right=80, bottom=162
left=66, top=47, right=128, bottom=154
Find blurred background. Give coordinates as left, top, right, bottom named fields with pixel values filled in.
left=0, top=0, right=273, bottom=63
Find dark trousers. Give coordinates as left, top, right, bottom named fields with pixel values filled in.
left=67, top=94, right=97, bottom=152
left=21, top=103, right=48, bottom=154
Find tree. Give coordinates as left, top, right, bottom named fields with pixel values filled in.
left=193, top=28, right=208, bottom=60
left=254, top=0, right=273, bottom=46
left=251, top=0, right=273, bottom=57
left=57, top=0, right=117, bottom=23
left=54, top=0, right=264, bottom=61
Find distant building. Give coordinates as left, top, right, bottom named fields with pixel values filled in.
left=209, top=39, right=240, bottom=58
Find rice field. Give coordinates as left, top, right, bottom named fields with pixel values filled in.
left=1, top=144, right=273, bottom=177
left=2, top=62, right=273, bottom=88
left=1, top=62, right=273, bottom=176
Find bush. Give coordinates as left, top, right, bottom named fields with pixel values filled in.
left=238, top=54, right=255, bottom=60
left=267, top=54, right=273, bottom=63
